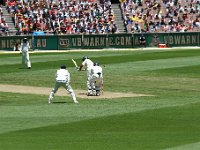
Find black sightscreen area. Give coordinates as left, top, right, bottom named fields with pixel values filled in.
left=110, top=0, right=120, bottom=4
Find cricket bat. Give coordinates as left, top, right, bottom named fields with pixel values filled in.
left=72, top=59, right=79, bottom=69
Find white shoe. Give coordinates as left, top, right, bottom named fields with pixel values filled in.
left=87, top=91, right=93, bottom=96
left=96, top=91, right=100, bottom=96
left=48, top=97, right=52, bottom=104
left=87, top=89, right=93, bottom=96
left=74, top=100, right=79, bottom=104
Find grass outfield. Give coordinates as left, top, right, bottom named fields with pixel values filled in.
left=0, top=49, right=200, bottom=150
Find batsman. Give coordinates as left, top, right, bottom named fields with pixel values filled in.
left=72, top=57, right=104, bottom=96
left=78, top=56, right=94, bottom=96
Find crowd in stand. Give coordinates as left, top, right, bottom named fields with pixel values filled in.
left=120, top=0, right=200, bottom=33
left=0, top=5, right=9, bottom=35
left=5, top=0, right=119, bottom=35
left=3, top=0, right=200, bottom=35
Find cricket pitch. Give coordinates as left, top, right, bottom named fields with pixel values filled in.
left=0, top=84, right=153, bottom=99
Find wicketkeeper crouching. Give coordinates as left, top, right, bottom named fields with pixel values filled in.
left=89, top=62, right=103, bottom=96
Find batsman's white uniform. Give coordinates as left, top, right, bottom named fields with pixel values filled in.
left=20, top=41, right=31, bottom=68
left=82, top=58, right=94, bottom=93
left=90, top=65, right=103, bottom=96
left=49, top=68, right=78, bottom=103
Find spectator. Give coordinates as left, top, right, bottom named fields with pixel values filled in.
left=13, top=41, right=20, bottom=51
left=5, top=0, right=118, bottom=35
left=120, top=0, right=200, bottom=33
left=139, top=34, right=146, bottom=47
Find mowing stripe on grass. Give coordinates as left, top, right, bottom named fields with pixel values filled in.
left=0, top=91, right=199, bottom=135
left=1, top=102, right=200, bottom=150
left=163, top=141, right=200, bottom=150
left=0, top=49, right=200, bottom=149
left=110, top=56, right=200, bottom=73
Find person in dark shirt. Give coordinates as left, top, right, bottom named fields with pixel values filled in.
left=139, top=34, right=146, bottom=47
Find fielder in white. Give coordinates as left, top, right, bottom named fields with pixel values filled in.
left=20, top=38, right=31, bottom=69
left=79, top=56, right=94, bottom=96
left=90, top=62, right=103, bottom=96
left=48, top=65, right=78, bottom=104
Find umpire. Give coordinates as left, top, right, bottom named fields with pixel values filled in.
left=20, top=38, right=31, bottom=69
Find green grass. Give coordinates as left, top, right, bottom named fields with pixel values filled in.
left=0, top=49, right=200, bottom=150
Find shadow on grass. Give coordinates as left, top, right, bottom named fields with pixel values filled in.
left=52, top=101, right=71, bottom=104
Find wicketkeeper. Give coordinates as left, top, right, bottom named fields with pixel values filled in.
left=90, top=62, right=103, bottom=96
left=48, top=65, right=78, bottom=104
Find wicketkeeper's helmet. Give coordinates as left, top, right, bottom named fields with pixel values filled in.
left=82, top=56, right=89, bottom=61
left=94, top=62, right=100, bottom=66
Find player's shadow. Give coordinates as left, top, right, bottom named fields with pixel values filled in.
left=18, top=67, right=30, bottom=69
left=52, top=101, right=71, bottom=104
left=78, top=92, right=87, bottom=96
left=78, top=92, right=97, bottom=96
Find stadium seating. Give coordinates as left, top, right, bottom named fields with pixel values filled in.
left=120, top=0, right=200, bottom=33
left=0, top=5, right=9, bottom=35
left=6, top=0, right=118, bottom=35
left=4, top=0, right=200, bottom=35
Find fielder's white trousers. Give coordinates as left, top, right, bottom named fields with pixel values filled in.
left=22, top=51, right=31, bottom=68
left=49, top=82, right=77, bottom=102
